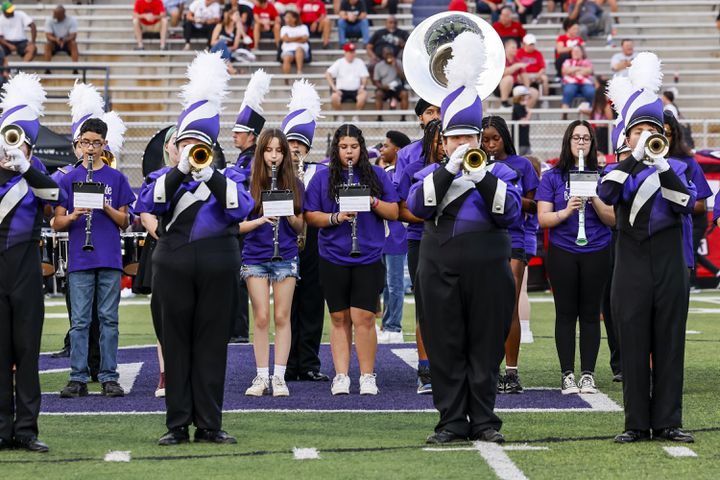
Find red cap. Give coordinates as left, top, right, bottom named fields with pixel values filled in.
left=343, top=42, right=356, bottom=52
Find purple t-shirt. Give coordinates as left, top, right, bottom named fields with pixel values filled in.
left=304, top=164, right=400, bottom=266
left=58, top=164, right=136, bottom=273
left=495, top=154, right=540, bottom=249
left=382, top=164, right=407, bottom=255
left=524, top=213, right=538, bottom=257
left=672, top=155, right=712, bottom=200
left=536, top=166, right=611, bottom=253
left=395, top=142, right=426, bottom=242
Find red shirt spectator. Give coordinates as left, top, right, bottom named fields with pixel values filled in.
left=253, top=1, right=279, bottom=24
left=298, top=0, right=326, bottom=25
left=448, top=0, right=468, bottom=12
left=517, top=46, right=545, bottom=74
left=555, top=31, right=584, bottom=59
left=493, top=6, right=526, bottom=45
left=134, top=0, right=165, bottom=26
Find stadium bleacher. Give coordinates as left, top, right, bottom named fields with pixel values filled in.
left=8, top=0, right=720, bottom=185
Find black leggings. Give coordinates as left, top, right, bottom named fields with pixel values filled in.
left=546, top=244, right=611, bottom=374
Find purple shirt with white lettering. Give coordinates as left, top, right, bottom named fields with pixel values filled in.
left=382, top=164, right=407, bottom=255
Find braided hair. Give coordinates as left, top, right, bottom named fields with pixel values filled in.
left=482, top=115, right=517, bottom=157
left=420, top=119, right=444, bottom=166
left=328, top=124, right=383, bottom=201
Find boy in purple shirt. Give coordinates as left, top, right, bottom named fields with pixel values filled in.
left=54, top=118, right=135, bottom=399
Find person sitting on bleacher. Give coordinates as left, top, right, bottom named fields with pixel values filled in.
left=517, top=33, right=549, bottom=106
left=210, top=3, right=244, bottom=74
left=43, top=6, right=78, bottom=69
left=492, top=6, right=526, bottom=47
left=337, top=0, right=370, bottom=47
left=554, top=18, right=584, bottom=81
left=373, top=46, right=408, bottom=120
left=567, top=0, right=614, bottom=42
left=252, top=0, right=281, bottom=51
left=297, top=0, right=331, bottom=49
left=560, top=44, right=595, bottom=110
left=163, top=0, right=186, bottom=28
left=477, top=0, right=503, bottom=23
left=366, top=15, right=408, bottom=70
left=497, top=39, right=533, bottom=108
left=183, top=0, right=221, bottom=50
left=325, top=42, right=369, bottom=121
left=610, top=39, right=635, bottom=78
left=279, top=10, right=309, bottom=75
left=133, top=0, right=169, bottom=50
left=0, top=1, right=36, bottom=64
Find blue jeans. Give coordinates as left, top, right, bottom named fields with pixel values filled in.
left=68, top=269, right=121, bottom=383
left=476, top=2, right=501, bottom=23
left=562, top=83, right=596, bottom=106
left=210, top=38, right=232, bottom=60
left=241, top=257, right=300, bottom=282
left=382, top=254, right=405, bottom=332
left=337, top=19, right=369, bottom=45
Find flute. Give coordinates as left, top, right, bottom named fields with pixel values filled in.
left=82, top=154, right=95, bottom=252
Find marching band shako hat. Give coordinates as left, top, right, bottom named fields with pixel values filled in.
left=176, top=51, right=230, bottom=145
left=281, top=79, right=321, bottom=149
left=68, top=80, right=105, bottom=142
left=441, top=32, right=486, bottom=136
left=620, top=52, right=664, bottom=134
left=0, top=72, right=47, bottom=147
left=606, top=75, right=633, bottom=154
left=612, top=118, right=630, bottom=154
left=233, top=69, right=271, bottom=136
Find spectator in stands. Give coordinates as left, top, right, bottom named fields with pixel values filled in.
left=517, top=34, right=549, bottom=103
left=337, top=0, right=370, bottom=47
left=555, top=18, right=584, bottom=79
left=498, top=39, right=531, bottom=108
left=477, top=0, right=503, bottom=23
left=366, top=16, right=408, bottom=68
left=561, top=45, right=595, bottom=109
left=373, top=46, right=408, bottom=120
left=274, top=0, right=298, bottom=15
left=493, top=6, right=526, bottom=47
left=662, top=89, right=682, bottom=119
left=164, top=0, right=186, bottom=28
left=567, top=0, right=614, bottom=41
left=297, top=0, right=330, bottom=49
left=133, top=0, right=169, bottom=50
left=511, top=85, right=532, bottom=155
left=325, top=42, right=369, bottom=120
left=610, top=39, right=635, bottom=77
left=546, top=0, right=565, bottom=13
left=183, top=0, right=221, bottom=50
left=0, top=1, right=36, bottom=62
left=43, top=6, right=79, bottom=67
left=279, top=10, right=309, bottom=75
left=580, top=80, right=613, bottom=154
left=515, top=0, right=542, bottom=24
left=253, top=0, right=281, bottom=51
left=448, top=0, right=468, bottom=12
left=210, top=4, right=244, bottom=73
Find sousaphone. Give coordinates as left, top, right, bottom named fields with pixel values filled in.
left=403, top=11, right=506, bottom=107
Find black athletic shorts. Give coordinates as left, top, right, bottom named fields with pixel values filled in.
left=340, top=89, right=358, bottom=103
left=511, top=247, right=527, bottom=264
left=319, top=258, right=385, bottom=313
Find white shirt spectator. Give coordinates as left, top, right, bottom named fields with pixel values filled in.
left=0, top=10, right=33, bottom=42
left=326, top=57, right=369, bottom=91
left=280, top=24, right=309, bottom=54
left=44, top=14, right=77, bottom=39
left=610, top=51, right=636, bottom=77
left=188, top=0, right=221, bottom=28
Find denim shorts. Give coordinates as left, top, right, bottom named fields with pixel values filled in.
left=241, top=257, right=300, bottom=282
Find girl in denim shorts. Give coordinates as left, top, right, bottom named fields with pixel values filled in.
left=240, top=129, right=305, bottom=397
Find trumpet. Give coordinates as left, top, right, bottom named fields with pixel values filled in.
left=83, top=154, right=95, bottom=252
left=575, top=149, right=588, bottom=247
left=463, top=148, right=487, bottom=172
left=188, top=143, right=214, bottom=171
left=644, top=133, right=669, bottom=159
left=0, top=124, right=26, bottom=150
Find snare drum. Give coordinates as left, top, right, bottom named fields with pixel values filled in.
left=121, top=232, right=147, bottom=276
left=40, top=229, right=55, bottom=277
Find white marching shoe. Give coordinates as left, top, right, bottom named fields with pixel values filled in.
left=359, top=373, right=379, bottom=395
left=245, top=375, right=270, bottom=396
left=331, top=374, right=351, bottom=395
left=272, top=375, right=290, bottom=397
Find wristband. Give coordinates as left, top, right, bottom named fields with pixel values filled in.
left=370, top=196, right=380, bottom=209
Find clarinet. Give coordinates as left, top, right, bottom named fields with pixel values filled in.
left=270, top=160, right=282, bottom=262
left=575, top=149, right=588, bottom=246
left=82, top=154, right=95, bottom=252
left=348, top=159, right=361, bottom=258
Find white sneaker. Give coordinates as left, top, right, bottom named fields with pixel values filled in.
left=376, top=330, right=390, bottom=344
left=271, top=375, right=290, bottom=397
left=245, top=375, right=270, bottom=396
left=384, top=331, right=404, bottom=344
left=520, top=320, right=534, bottom=344
left=578, top=373, right=598, bottom=394
left=331, top=374, right=351, bottom=395
left=359, top=373, right=379, bottom=395
left=561, top=373, right=580, bottom=394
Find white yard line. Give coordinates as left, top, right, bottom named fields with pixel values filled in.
left=474, top=441, right=529, bottom=480
left=293, top=447, right=320, bottom=460
left=104, top=451, right=132, bottom=462
left=663, top=446, right=698, bottom=458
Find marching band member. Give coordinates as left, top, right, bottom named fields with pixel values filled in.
left=481, top=115, right=539, bottom=394
left=241, top=129, right=304, bottom=397
left=54, top=104, right=135, bottom=399
left=230, top=69, right=272, bottom=344
left=304, top=124, right=399, bottom=396
left=135, top=52, right=254, bottom=445
left=394, top=99, right=441, bottom=394
left=284, top=80, right=330, bottom=382
left=536, top=120, right=614, bottom=394
left=0, top=73, right=61, bottom=453
left=407, top=32, right=521, bottom=444
left=599, top=52, right=696, bottom=443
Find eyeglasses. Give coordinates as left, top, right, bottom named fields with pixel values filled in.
left=571, top=135, right=592, bottom=144
left=79, top=140, right=104, bottom=148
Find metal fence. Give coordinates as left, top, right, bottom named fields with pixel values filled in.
left=42, top=118, right=720, bottom=188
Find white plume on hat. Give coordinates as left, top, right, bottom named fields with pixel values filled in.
left=606, top=76, right=633, bottom=117
left=179, top=51, right=230, bottom=110
left=102, top=111, right=126, bottom=156
left=240, top=68, right=272, bottom=114
left=444, top=31, right=487, bottom=91
left=0, top=72, right=46, bottom=117
left=68, top=80, right=105, bottom=125
left=627, top=52, right=663, bottom=94
left=287, top=79, right=322, bottom=120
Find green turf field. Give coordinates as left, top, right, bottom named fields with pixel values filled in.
left=1, top=291, right=719, bottom=479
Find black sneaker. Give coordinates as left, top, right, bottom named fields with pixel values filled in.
left=614, top=430, right=650, bottom=443
left=158, top=427, right=190, bottom=446
left=471, top=428, right=505, bottom=444
left=101, top=381, right=125, bottom=397
left=653, top=428, right=694, bottom=443
left=417, top=365, right=432, bottom=395
left=425, top=430, right=468, bottom=444
left=194, top=429, right=237, bottom=444
left=504, top=371, right=523, bottom=394
left=14, top=436, right=49, bottom=453
left=497, top=374, right=506, bottom=394
left=51, top=346, right=70, bottom=358
left=60, top=381, right=88, bottom=398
